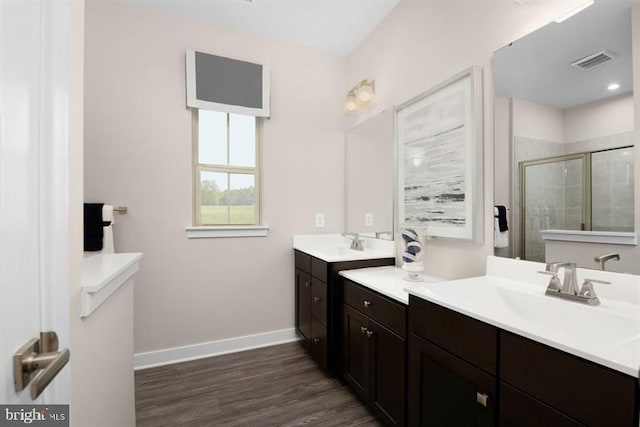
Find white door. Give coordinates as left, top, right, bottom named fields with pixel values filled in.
left=0, top=0, right=71, bottom=404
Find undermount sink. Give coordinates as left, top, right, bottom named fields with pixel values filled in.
left=493, top=284, right=640, bottom=348
left=322, top=245, right=385, bottom=256
left=293, top=234, right=395, bottom=262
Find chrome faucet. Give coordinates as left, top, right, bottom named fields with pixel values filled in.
left=546, top=262, right=579, bottom=295
left=538, top=261, right=610, bottom=306
left=594, top=253, right=620, bottom=271
left=342, top=232, right=364, bottom=251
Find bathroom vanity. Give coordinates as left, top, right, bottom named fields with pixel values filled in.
left=343, top=278, right=407, bottom=426
left=337, top=256, right=639, bottom=427
left=340, top=266, right=444, bottom=426
left=407, top=296, right=637, bottom=426
left=293, top=235, right=394, bottom=374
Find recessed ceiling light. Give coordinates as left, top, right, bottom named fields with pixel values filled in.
left=607, top=82, right=621, bottom=91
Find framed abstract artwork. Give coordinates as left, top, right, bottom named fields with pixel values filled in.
left=396, top=66, right=484, bottom=243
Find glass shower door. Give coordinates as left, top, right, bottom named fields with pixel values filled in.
left=520, top=155, right=586, bottom=262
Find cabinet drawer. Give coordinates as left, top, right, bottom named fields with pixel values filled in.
left=499, top=382, right=584, bottom=427
left=344, top=280, right=406, bottom=338
left=310, top=277, right=327, bottom=325
left=408, top=295, right=497, bottom=375
left=295, top=250, right=311, bottom=273
left=500, top=331, right=637, bottom=427
left=311, top=257, right=328, bottom=282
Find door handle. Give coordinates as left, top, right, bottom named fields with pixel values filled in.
left=14, top=331, right=70, bottom=399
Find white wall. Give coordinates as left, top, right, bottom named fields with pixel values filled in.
left=493, top=96, right=512, bottom=258
left=513, top=98, right=564, bottom=142
left=83, top=1, right=346, bottom=355
left=546, top=242, right=638, bottom=274
left=563, top=92, right=634, bottom=142
left=346, top=0, right=581, bottom=278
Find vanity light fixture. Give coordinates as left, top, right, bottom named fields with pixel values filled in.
left=343, top=79, right=375, bottom=115
left=554, top=0, right=594, bottom=23
left=607, top=82, right=621, bottom=91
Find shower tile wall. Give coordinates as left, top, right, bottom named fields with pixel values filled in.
left=591, top=147, right=635, bottom=231
left=513, top=131, right=634, bottom=261
left=568, top=132, right=634, bottom=232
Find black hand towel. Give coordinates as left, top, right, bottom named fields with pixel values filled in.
left=495, top=205, right=508, bottom=232
left=84, top=203, right=111, bottom=251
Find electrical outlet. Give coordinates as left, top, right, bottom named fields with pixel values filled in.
left=315, top=213, right=325, bottom=228
left=365, top=213, right=374, bottom=226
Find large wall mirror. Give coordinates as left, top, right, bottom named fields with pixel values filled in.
left=345, top=109, right=394, bottom=240
left=493, top=0, right=636, bottom=261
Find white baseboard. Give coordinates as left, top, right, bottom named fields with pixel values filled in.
left=134, top=328, right=299, bottom=370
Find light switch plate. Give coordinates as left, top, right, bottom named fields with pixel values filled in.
left=315, top=213, right=325, bottom=228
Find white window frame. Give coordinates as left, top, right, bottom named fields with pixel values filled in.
left=187, top=109, right=268, bottom=238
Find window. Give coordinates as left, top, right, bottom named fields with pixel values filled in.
left=193, top=109, right=260, bottom=226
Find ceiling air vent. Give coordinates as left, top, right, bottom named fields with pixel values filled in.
left=571, top=50, right=616, bottom=71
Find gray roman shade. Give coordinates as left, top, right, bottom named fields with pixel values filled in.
left=186, top=49, right=270, bottom=117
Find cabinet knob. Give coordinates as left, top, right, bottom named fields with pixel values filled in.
left=312, top=338, right=320, bottom=345
left=363, top=300, right=372, bottom=308
left=365, top=330, right=373, bottom=339
left=476, top=392, right=489, bottom=407
left=313, top=296, right=321, bottom=303
left=360, top=326, right=367, bottom=334
left=304, top=281, right=309, bottom=288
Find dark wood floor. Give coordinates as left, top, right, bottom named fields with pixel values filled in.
left=135, top=341, right=382, bottom=426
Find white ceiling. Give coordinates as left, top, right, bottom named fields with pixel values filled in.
left=117, top=0, right=400, bottom=56
left=494, top=0, right=638, bottom=110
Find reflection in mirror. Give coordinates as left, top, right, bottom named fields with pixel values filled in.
left=345, top=109, right=394, bottom=240
left=493, top=0, right=635, bottom=261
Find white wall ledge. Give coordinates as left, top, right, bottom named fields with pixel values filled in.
left=540, top=229, right=637, bottom=245
left=185, top=225, right=269, bottom=238
left=81, top=252, right=143, bottom=318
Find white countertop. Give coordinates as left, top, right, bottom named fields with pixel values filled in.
left=293, top=234, right=394, bottom=262
left=82, top=252, right=143, bottom=317
left=340, top=256, right=640, bottom=378
left=340, top=266, right=444, bottom=304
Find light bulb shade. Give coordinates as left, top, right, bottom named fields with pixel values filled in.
left=342, top=79, right=375, bottom=114
left=343, top=95, right=358, bottom=115
left=356, top=82, right=375, bottom=104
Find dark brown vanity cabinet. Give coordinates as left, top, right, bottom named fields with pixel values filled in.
left=407, top=294, right=640, bottom=427
left=407, top=295, right=497, bottom=427
left=499, top=331, right=639, bottom=427
left=294, top=250, right=394, bottom=374
left=343, top=279, right=407, bottom=426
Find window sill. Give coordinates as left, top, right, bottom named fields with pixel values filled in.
left=185, top=225, right=270, bottom=239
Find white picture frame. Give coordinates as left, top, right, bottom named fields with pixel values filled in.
left=395, top=66, right=483, bottom=243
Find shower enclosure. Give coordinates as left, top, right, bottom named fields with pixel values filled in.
left=519, top=146, right=634, bottom=262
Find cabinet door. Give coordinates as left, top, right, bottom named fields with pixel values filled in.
left=310, top=315, right=327, bottom=370
left=369, top=319, right=406, bottom=427
left=343, top=304, right=370, bottom=399
left=295, top=268, right=311, bottom=340
left=408, top=333, right=496, bottom=427
left=499, top=382, right=585, bottom=427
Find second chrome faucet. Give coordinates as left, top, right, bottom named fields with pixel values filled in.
left=342, top=232, right=364, bottom=251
